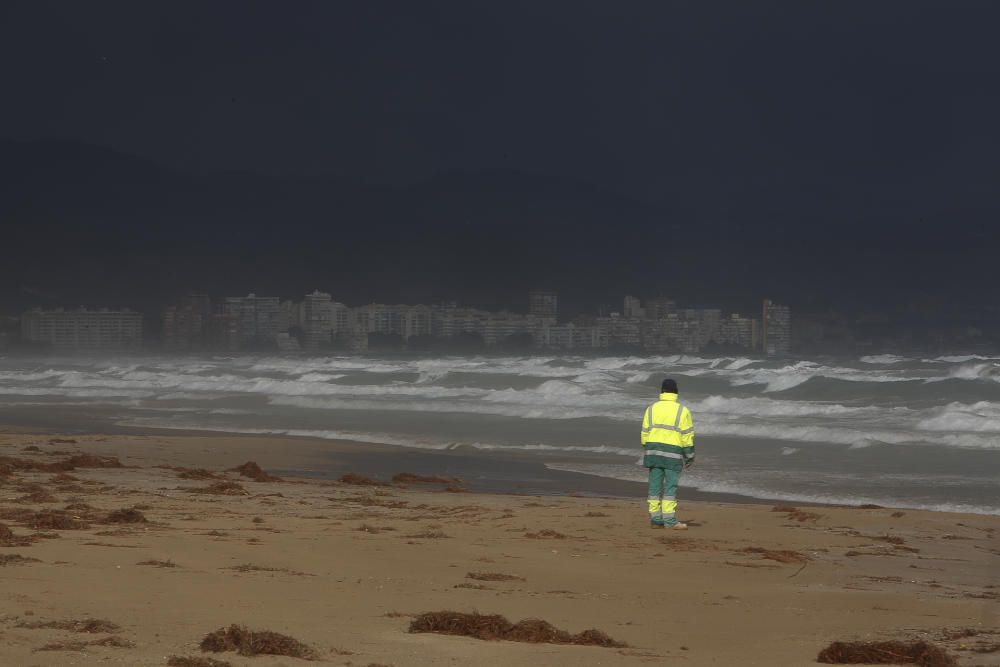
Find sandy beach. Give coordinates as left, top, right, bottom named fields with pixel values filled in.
left=1, top=431, right=998, bottom=666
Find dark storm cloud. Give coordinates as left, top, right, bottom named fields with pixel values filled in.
left=1, top=1, right=998, bottom=314
left=4, top=1, right=998, bottom=202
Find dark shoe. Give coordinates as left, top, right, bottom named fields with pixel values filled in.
left=650, top=520, right=665, bottom=529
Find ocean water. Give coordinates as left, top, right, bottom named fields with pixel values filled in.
left=1, top=353, right=999, bottom=514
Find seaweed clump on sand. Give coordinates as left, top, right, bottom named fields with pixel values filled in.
left=339, top=472, right=388, bottom=487
left=466, top=572, right=525, bottom=582
left=14, top=484, right=57, bottom=503
left=168, top=656, right=235, bottom=667
left=200, top=624, right=317, bottom=659
left=1, top=554, right=41, bottom=566
left=817, top=640, right=957, bottom=666
left=525, top=529, right=566, bottom=539
left=228, top=461, right=282, bottom=482
left=771, top=505, right=822, bottom=522
left=1, top=454, right=124, bottom=473
left=24, top=510, right=89, bottom=531
left=102, top=508, right=148, bottom=524
left=18, top=618, right=120, bottom=633
left=741, top=546, right=811, bottom=564
left=0, top=522, right=34, bottom=547
left=392, top=472, right=462, bottom=485
left=35, top=636, right=133, bottom=651
left=175, top=467, right=221, bottom=481
left=409, top=611, right=626, bottom=647
left=184, top=481, right=249, bottom=496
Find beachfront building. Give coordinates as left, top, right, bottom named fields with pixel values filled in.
left=529, top=289, right=558, bottom=321
left=641, top=314, right=701, bottom=353
left=162, top=294, right=211, bottom=351
left=221, top=294, right=283, bottom=346
left=330, top=302, right=349, bottom=337
left=482, top=312, right=536, bottom=346
left=351, top=303, right=433, bottom=341
left=596, top=314, right=642, bottom=347
left=718, top=313, right=760, bottom=350
left=431, top=305, right=489, bottom=340
left=204, top=312, right=240, bottom=352
left=302, top=290, right=334, bottom=352
left=623, top=295, right=645, bottom=319
left=536, top=322, right=574, bottom=349
left=21, top=307, right=143, bottom=351
left=279, top=299, right=303, bottom=332
left=534, top=321, right=609, bottom=350
left=426, top=305, right=541, bottom=347
left=677, top=308, right=723, bottom=349
left=762, top=299, right=792, bottom=356
left=644, top=296, right=676, bottom=320
left=572, top=324, right=609, bottom=349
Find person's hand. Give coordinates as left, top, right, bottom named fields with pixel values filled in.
left=684, top=459, right=694, bottom=470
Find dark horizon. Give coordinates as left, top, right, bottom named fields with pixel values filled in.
left=3, top=2, right=998, bottom=331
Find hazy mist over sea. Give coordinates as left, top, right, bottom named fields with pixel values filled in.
left=1, top=353, right=998, bottom=514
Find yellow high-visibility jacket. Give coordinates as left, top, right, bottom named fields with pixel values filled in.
left=640, top=392, right=695, bottom=468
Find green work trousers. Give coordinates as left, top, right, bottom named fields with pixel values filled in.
left=647, top=465, right=681, bottom=526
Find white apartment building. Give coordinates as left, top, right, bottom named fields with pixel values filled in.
left=302, top=290, right=333, bottom=351
left=718, top=313, right=759, bottom=349
left=352, top=304, right=432, bottom=340
left=528, top=289, right=558, bottom=321
left=21, top=308, right=143, bottom=350
left=763, top=299, right=792, bottom=356
left=221, top=294, right=282, bottom=344
left=623, top=295, right=645, bottom=319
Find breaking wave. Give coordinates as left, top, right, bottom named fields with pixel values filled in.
left=859, top=354, right=909, bottom=364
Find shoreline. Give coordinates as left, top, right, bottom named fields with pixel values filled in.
left=4, top=407, right=998, bottom=514
left=1, top=417, right=850, bottom=509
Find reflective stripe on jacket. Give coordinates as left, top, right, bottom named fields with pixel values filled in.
left=641, top=392, right=695, bottom=468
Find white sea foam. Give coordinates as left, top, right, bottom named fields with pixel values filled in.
left=946, top=362, right=1000, bottom=382
left=702, top=421, right=1000, bottom=449
left=859, top=354, right=909, bottom=364
left=690, top=395, right=876, bottom=417
left=723, top=361, right=923, bottom=392
left=625, top=371, right=654, bottom=384
left=0, top=386, right=155, bottom=399
left=543, top=463, right=999, bottom=515
left=0, top=369, right=69, bottom=381
left=114, top=418, right=455, bottom=450
left=848, top=440, right=879, bottom=450
left=929, top=354, right=1000, bottom=363
left=296, top=372, right=347, bottom=382
left=267, top=394, right=630, bottom=421
left=917, top=401, right=1000, bottom=433
left=469, top=442, right=638, bottom=457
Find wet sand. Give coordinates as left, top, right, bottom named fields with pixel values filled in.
left=1, top=431, right=998, bottom=666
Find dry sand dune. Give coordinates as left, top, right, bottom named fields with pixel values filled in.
left=1, top=432, right=998, bottom=666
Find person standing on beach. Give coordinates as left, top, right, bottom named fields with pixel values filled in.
left=641, top=378, right=695, bottom=529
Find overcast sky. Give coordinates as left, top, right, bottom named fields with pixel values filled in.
left=3, top=1, right=999, bottom=210
left=2, top=2, right=997, bottom=314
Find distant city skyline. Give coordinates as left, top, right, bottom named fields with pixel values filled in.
left=7, top=278, right=997, bottom=355
left=15, top=290, right=790, bottom=356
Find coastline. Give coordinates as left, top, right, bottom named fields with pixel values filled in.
left=0, top=414, right=833, bottom=507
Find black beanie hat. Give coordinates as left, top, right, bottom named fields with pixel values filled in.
left=661, top=378, right=679, bottom=394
